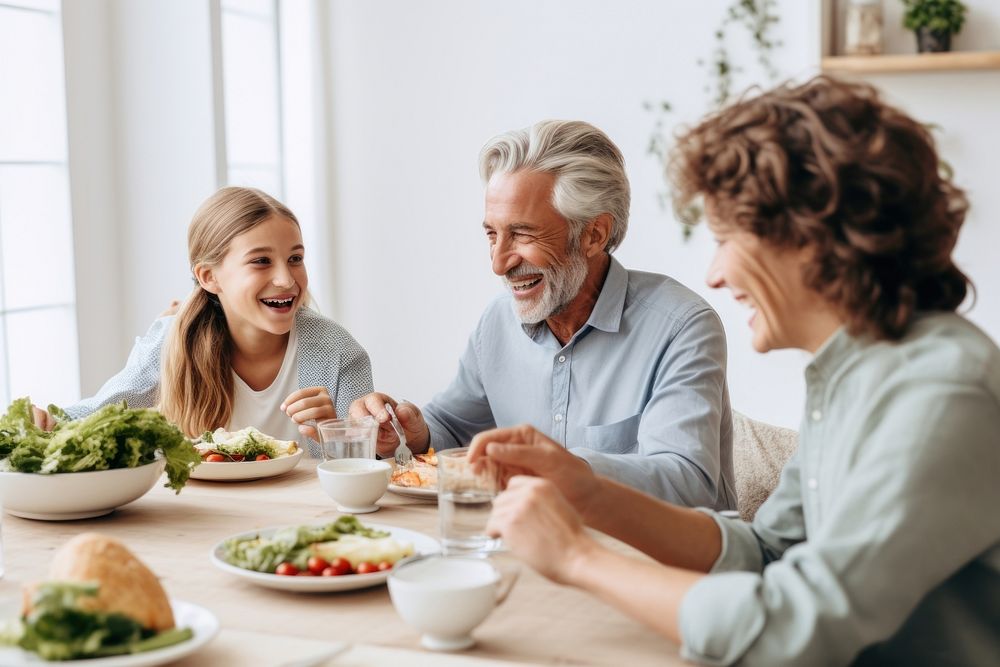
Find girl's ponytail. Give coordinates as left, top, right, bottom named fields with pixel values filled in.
left=159, top=287, right=233, bottom=437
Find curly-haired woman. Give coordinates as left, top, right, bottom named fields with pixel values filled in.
left=468, top=76, right=1000, bottom=665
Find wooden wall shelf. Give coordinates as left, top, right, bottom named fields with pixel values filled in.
left=822, top=50, right=1000, bottom=75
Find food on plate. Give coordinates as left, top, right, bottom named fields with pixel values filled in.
left=0, top=533, right=192, bottom=660
left=0, top=397, right=200, bottom=492
left=390, top=448, right=438, bottom=489
left=194, top=426, right=298, bottom=462
left=219, top=516, right=414, bottom=576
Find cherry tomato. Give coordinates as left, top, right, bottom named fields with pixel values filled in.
left=298, top=570, right=316, bottom=576
left=324, top=558, right=352, bottom=576
left=355, top=561, right=377, bottom=575
left=275, top=562, right=299, bottom=576
left=376, top=561, right=393, bottom=572
left=255, top=454, right=270, bottom=461
left=230, top=454, right=245, bottom=462
left=307, top=556, right=329, bottom=575
left=205, top=453, right=225, bottom=463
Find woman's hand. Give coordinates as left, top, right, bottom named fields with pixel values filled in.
left=469, top=424, right=600, bottom=517
left=281, top=387, right=336, bottom=440
left=31, top=405, right=56, bottom=431
left=349, top=392, right=430, bottom=457
left=486, top=476, right=596, bottom=585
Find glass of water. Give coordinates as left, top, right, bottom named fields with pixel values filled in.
left=437, top=447, right=503, bottom=555
left=316, top=416, right=378, bottom=460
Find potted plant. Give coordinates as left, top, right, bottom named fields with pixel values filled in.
left=901, top=0, right=968, bottom=53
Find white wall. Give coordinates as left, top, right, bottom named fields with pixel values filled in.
left=62, top=0, right=220, bottom=395
left=322, top=0, right=816, bottom=427
left=62, top=0, right=1000, bottom=431
left=319, top=0, right=1000, bottom=429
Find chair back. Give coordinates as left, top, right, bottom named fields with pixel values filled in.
left=732, top=411, right=799, bottom=521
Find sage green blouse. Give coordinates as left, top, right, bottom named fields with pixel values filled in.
left=680, top=313, right=1000, bottom=665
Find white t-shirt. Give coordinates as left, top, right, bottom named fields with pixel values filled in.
left=229, top=328, right=302, bottom=443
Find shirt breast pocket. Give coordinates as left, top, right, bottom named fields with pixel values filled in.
left=583, top=413, right=641, bottom=454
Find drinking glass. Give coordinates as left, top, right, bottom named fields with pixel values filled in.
left=315, top=416, right=378, bottom=460
left=437, top=447, right=503, bottom=555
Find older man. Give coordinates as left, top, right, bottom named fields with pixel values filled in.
left=352, top=120, right=734, bottom=508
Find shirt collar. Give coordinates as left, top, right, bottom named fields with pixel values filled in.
left=586, top=256, right=628, bottom=333
left=520, top=255, right=628, bottom=342
left=806, top=325, right=858, bottom=383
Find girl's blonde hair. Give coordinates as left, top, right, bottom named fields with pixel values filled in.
left=159, top=186, right=301, bottom=436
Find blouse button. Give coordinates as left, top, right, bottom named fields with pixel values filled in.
left=807, top=477, right=818, bottom=490
left=811, top=409, right=823, bottom=422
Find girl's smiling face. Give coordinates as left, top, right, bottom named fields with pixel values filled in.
left=196, top=215, right=308, bottom=340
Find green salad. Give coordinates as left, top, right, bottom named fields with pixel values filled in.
left=0, top=397, right=200, bottom=492
left=221, top=516, right=388, bottom=573
left=0, top=582, right=192, bottom=661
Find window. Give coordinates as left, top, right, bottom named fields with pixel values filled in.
left=0, top=0, right=80, bottom=408
left=218, top=0, right=285, bottom=196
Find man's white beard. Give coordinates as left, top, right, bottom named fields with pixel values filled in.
left=504, top=249, right=590, bottom=325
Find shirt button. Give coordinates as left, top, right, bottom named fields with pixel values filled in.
left=811, top=409, right=823, bottom=422
left=557, top=355, right=566, bottom=363
left=807, top=478, right=818, bottom=490
left=554, top=414, right=563, bottom=422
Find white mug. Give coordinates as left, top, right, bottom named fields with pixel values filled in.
left=387, top=554, right=518, bottom=651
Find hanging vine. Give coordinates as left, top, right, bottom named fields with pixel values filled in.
left=645, top=0, right=783, bottom=239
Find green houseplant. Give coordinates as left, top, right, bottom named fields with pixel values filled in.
left=901, top=0, right=968, bottom=53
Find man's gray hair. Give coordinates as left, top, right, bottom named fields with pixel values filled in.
left=478, top=120, right=630, bottom=253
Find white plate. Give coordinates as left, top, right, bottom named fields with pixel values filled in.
left=0, top=598, right=219, bottom=666
left=190, top=448, right=304, bottom=481
left=0, top=460, right=167, bottom=521
left=210, top=523, right=439, bottom=592
left=387, top=483, right=438, bottom=500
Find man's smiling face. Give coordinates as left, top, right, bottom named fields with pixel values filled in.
left=483, top=170, right=588, bottom=324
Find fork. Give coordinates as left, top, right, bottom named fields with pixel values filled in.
left=385, top=403, right=412, bottom=467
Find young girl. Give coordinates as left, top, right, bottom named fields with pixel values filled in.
left=35, top=187, right=372, bottom=454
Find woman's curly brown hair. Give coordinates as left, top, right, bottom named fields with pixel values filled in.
left=669, top=75, right=971, bottom=340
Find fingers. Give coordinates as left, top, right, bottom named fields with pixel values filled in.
left=281, top=387, right=335, bottom=425
left=32, top=405, right=54, bottom=431
left=468, top=424, right=545, bottom=461
left=159, top=299, right=181, bottom=317
left=394, top=401, right=426, bottom=435
left=348, top=392, right=397, bottom=423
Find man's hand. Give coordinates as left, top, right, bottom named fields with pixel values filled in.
left=486, top=476, right=596, bottom=585
left=31, top=404, right=56, bottom=431
left=349, top=392, right=430, bottom=457
left=281, top=386, right=336, bottom=440
left=468, top=424, right=600, bottom=517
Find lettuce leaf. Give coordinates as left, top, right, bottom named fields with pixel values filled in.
left=0, top=581, right=192, bottom=661
left=0, top=398, right=200, bottom=492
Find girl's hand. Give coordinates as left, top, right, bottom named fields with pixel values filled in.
left=486, top=476, right=595, bottom=586
left=31, top=404, right=56, bottom=431
left=280, top=387, right=335, bottom=440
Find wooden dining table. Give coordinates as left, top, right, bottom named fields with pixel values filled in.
left=1, top=460, right=686, bottom=666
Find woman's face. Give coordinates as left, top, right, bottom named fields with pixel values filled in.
left=705, top=219, right=821, bottom=353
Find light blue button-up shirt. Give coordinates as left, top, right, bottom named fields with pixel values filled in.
left=423, top=257, right=735, bottom=508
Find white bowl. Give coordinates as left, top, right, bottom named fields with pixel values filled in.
left=316, top=458, right=391, bottom=514
left=0, top=459, right=167, bottom=520
left=388, top=555, right=511, bottom=651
